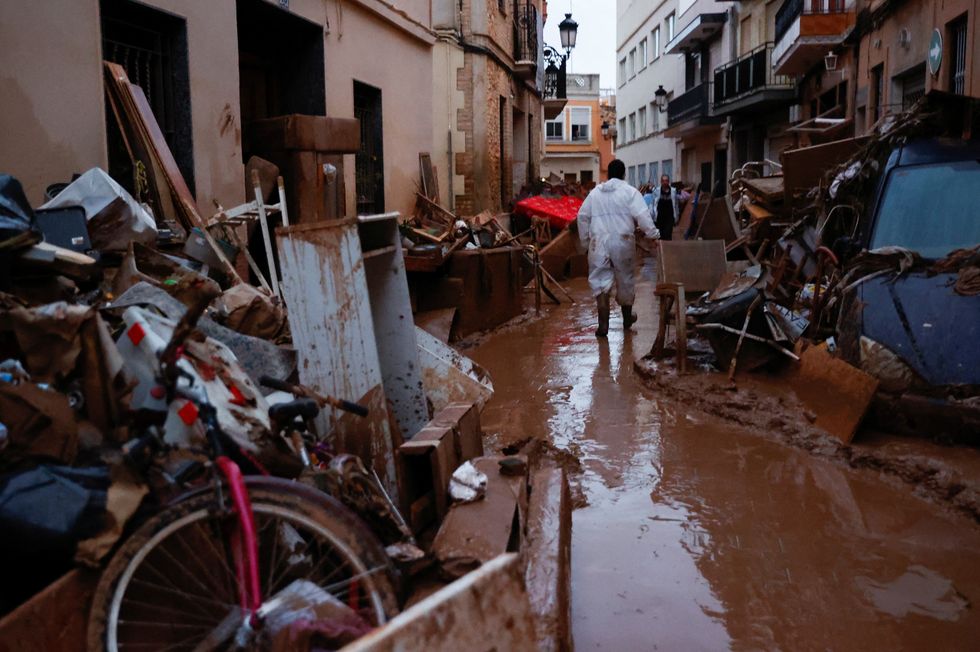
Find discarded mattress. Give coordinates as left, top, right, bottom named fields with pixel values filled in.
left=514, top=195, right=583, bottom=230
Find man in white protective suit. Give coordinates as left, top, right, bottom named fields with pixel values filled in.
left=576, top=159, right=661, bottom=337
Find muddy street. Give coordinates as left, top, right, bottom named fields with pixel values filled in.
left=469, top=265, right=980, bottom=651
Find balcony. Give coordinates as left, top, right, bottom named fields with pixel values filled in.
left=713, top=43, right=796, bottom=116
left=513, top=2, right=539, bottom=81
left=773, top=0, right=856, bottom=75
left=665, top=83, right=724, bottom=137
left=664, top=12, right=727, bottom=55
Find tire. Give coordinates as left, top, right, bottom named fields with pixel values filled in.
left=87, top=477, right=399, bottom=652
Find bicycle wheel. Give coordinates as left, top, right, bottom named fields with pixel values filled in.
left=87, top=477, right=399, bottom=652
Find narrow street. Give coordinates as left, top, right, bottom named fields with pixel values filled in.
left=469, top=263, right=980, bottom=651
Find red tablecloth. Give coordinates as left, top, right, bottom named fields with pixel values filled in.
left=514, top=195, right=583, bottom=229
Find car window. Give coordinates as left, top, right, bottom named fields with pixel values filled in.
left=870, top=160, right=980, bottom=259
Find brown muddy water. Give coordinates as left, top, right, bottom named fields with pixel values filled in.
left=469, top=267, right=980, bottom=651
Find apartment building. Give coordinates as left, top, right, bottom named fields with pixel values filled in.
left=615, top=0, right=684, bottom=188
left=432, top=0, right=552, bottom=214
left=542, top=74, right=604, bottom=183
left=0, top=0, right=436, bottom=219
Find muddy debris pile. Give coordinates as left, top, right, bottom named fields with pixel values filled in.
left=644, top=91, right=980, bottom=448
left=0, top=65, right=565, bottom=652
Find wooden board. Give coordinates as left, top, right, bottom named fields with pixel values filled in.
left=780, top=136, right=869, bottom=205
left=657, top=239, right=727, bottom=294
left=740, top=176, right=785, bottom=205
left=694, top=198, right=739, bottom=244
left=419, top=152, right=438, bottom=203
left=790, top=344, right=879, bottom=444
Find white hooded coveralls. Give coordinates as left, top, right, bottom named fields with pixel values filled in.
left=577, top=178, right=660, bottom=305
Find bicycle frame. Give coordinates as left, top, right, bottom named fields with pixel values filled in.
left=215, top=456, right=262, bottom=624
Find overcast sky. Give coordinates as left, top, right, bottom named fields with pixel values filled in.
left=543, top=0, right=617, bottom=89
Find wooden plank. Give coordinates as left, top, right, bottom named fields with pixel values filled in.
left=342, top=554, right=536, bottom=652
left=658, top=240, right=727, bottom=294
left=419, top=152, right=438, bottom=203
left=0, top=570, right=97, bottom=652
left=780, top=136, right=869, bottom=204
left=695, top=197, right=739, bottom=243
left=790, top=344, right=879, bottom=444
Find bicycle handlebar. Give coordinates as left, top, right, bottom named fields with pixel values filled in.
left=258, top=376, right=369, bottom=418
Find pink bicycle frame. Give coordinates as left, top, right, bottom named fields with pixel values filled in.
left=215, top=456, right=262, bottom=622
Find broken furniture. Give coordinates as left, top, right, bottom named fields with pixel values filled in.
left=357, top=212, right=429, bottom=440
left=245, top=114, right=360, bottom=223
left=275, top=219, right=401, bottom=499
left=649, top=240, right=727, bottom=370
left=204, top=169, right=291, bottom=296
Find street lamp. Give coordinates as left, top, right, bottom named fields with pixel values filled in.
left=559, top=13, right=578, bottom=55
left=654, top=85, right=668, bottom=112
left=543, top=13, right=579, bottom=100
left=824, top=51, right=839, bottom=71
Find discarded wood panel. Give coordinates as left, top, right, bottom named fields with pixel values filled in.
left=0, top=569, right=97, bottom=652
left=415, top=325, right=494, bottom=412
left=446, top=248, right=524, bottom=338
left=245, top=114, right=361, bottom=153
left=695, top=197, right=739, bottom=243
left=524, top=466, right=572, bottom=652
left=276, top=220, right=398, bottom=498
left=431, top=402, right=485, bottom=462
left=538, top=228, right=576, bottom=280
left=341, top=554, right=536, bottom=652
left=740, top=176, right=784, bottom=206
left=398, top=422, right=459, bottom=529
left=415, top=308, right=456, bottom=343
left=658, top=240, right=727, bottom=294
left=432, top=456, right=528, bottom=579
left=419, top=152, right=437, bottom=203
left=791, top=344, right=879, bottom=444
left=781, top=136, right=869, bottom=204
left=358, top=213, right=429, bottom=440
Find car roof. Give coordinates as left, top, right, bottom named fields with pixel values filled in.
left=893, top=137, right=980, bottom=167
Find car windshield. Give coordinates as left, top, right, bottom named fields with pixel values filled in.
left=870, top=159, right=980, bottom=259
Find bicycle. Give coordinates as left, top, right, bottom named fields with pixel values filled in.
left=87, top=302, right=399, bottom=652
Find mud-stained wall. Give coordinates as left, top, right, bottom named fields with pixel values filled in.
left=0, top=0, right=244, bottom=211
left=0, top=0, right=106, bottom=205
left=320, top=0, right=435, bottom=218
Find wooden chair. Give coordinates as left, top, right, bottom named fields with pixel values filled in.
left=649, top=240, right=727, bottom=372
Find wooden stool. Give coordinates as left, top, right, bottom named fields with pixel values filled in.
left=649, top=282, right=688, bottom=372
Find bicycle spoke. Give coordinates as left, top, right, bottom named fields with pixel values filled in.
left=129, top=577, right=234, bottom=611
left=120, top=597, right=221, bottom=626
left=168, top=522, right=233, bottom=599
left=188, top=518, right=238, bottom=600
left=134, top=559, right=226, bottom=612
left=151, top=538, right=226, bottom=600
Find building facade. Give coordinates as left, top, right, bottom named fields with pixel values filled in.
left=542, top=73, right=603, bottom=183
left=432, top=0, right=552, bottom=214
left=0, top=0, right=436, bottom=220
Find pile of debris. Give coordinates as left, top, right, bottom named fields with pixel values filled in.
left=0, top=66, right=568, bottom=651
left=649, top=91, right=980, bottom=445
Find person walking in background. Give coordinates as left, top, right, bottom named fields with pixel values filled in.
left=651, top=174, right=681, bottom=241
left=577, top=159, right=660, bottom=338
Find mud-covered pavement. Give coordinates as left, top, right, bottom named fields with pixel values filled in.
left=468, top=263, right=980, bottom=650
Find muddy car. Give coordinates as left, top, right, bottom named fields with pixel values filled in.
left=840, top=137, right=980, bottom=442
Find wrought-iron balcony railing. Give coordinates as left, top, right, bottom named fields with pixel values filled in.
left=514, top=2, right=539, bottom=64
left=713, top=42, right=794, bottom=107
left=775, top=0, right=848, bottom=44
left=668, top=83, right=710, bottom=126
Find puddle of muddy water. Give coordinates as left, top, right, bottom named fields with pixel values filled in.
left=469, top=270, right=980, bottom=651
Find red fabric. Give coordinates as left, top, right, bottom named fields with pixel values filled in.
left=514, top=195, right=583, bottom=229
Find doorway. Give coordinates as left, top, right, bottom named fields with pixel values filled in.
left=100, top=0, right=194, bottom=195
left=354, top=81, right=385, bottom=215
left=714, top=148, right=728, bottom=194
left=512, top=107, right=528, bottom=197
left=236, top=0, right=325, bottom=131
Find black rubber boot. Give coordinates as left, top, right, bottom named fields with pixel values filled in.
left=622, top=305, right=637, bottom=331
left=595, top=293, right=610, bottom=337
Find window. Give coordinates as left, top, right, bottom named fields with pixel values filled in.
left=637, top=164, right=647, bottom=186
left=949, top=16, right=967, bottom=95
left=662, top=159, right=673, bottom=182
left=628, top=112, right=636, bottom=142
left=546, top=110, right=564, bottom=141
left=618, top=58, right=627, bottom=86
left=570, top=107, right=591, bottom=142
left=652, top=27, right=661, bottom=59
left=649, top=162, right=659, bottom=184
left=898, top=64, right=926, bottom=110
left=666, top=13, right=675, bottom=43
left=637, top=106, right=647, bottom=138
left=628, top=48, right=636, bottom=78
left=618, top=117, right=626, bottom=145
left=871, top=63, right=884, bottom=124
left=650, top=101, right=661, bottom=132
left=870, top=160, right=980, bottom=258
left=638, top=38, right=648, bottom=70
left=581, top=170, right=594, bottom=184
left=628, top=166, right=637, bottom=187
